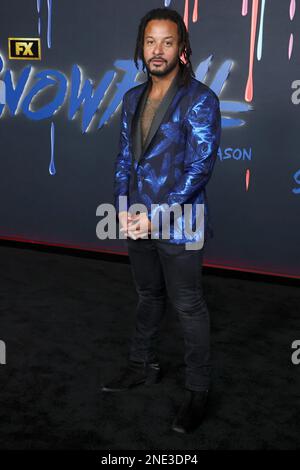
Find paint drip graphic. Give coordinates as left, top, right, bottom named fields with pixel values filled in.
left=36, top=0, right=52, bottom=48
left=1, top=0, right=297, bottom=185
left=289, top=0, right=296, bottom=60
left=165, top=0, right=200, bottom=30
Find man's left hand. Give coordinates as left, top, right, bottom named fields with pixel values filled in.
left=120, top=212, right=152, bottom=239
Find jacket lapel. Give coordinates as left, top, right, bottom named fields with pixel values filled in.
left=130, top=71, right=183, bottom=163
left=131, top=82, right=150, bottom=164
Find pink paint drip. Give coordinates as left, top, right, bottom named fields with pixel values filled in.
left=192, top=0, right=198, bottom=22
left=179, top=0, right=190, bottom=65
left=290, top=0, right=296, bottom=20
left=184, top=0, right=189, bottom=30
left=183, top=0, right=199, bottom=27
left=245, top=169, right=250, bottom=191
left=242, top=0, right=248, bottom=16
left=245, top=0, right=259, bottom=102
left=181, top=1, right=199, bottom=61
left=288, top=33, right=294, bottom=59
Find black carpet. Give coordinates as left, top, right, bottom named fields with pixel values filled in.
left=0, top=242, right=299, bottom=450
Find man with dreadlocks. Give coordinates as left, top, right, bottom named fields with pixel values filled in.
left=101, top=7, right=221, bottom=434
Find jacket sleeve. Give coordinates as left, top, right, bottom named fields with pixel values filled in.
left=149, top=90, right=221, bottom=223
left=113, top=93, right=131, bottom=217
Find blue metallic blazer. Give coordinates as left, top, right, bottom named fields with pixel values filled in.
left=114, top=70, right=221, bottom=246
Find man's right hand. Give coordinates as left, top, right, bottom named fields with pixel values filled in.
left=118, top=211, right=134, bottom=238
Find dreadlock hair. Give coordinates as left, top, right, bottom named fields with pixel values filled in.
left=134, top=7, right=195, bottom=88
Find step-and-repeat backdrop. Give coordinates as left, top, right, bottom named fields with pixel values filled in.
left=0, top=0, right=299, bottom=278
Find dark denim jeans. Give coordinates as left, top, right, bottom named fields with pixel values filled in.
left=126, top=237, right=211, bottom=392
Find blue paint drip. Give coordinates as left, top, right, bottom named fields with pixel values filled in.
left=221, top=116, right=245, bottom=128
left=195, top=55, right=213, bottom=82
left=47, top=0, right=52, bottom=48
left=0, top=56, right=4, bottom=113
left=49, top=121, right=56, bottom=175
left=220, top=101, right=252, bottom=112
left=37, top=0, right=41, bottom=35
left=210, top=59, right=233, bottom=95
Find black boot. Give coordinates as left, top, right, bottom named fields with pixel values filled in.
left=100, top=360, right=162, bottom=392
left=171, top=389, right=209, bottom=433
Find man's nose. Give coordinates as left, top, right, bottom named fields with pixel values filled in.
left=153, top=43, right=164, bottom=55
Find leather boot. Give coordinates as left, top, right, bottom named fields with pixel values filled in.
left=100, top=360, right=162, bottom=392
left=171, top=389, right=209, bottom=433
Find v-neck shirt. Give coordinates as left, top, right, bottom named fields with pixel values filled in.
left=140, top=96, right=163, bottom=147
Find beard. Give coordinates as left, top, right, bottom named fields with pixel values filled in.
left=143, top=54, right=180, bottom=78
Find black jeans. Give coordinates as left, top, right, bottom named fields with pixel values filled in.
left=126, top=237, right=211, bottom=392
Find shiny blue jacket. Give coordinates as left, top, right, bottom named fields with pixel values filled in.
left=114, top=70, right=221, bottom=246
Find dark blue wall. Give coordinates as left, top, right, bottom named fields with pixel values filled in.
left=0, top=0, right=299, bottom=278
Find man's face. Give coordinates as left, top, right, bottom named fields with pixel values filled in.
left=142, top=19, right=181, bottom=78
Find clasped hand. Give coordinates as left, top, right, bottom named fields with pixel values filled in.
left=119, top=211, right=152, bottom=240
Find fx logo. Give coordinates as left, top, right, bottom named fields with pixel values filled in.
left=0, top=340, right=6, bottom=365
left=8, top=38, right=41, bottom=60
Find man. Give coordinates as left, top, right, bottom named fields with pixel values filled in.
left=101, top=7, right=221, bottom=434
